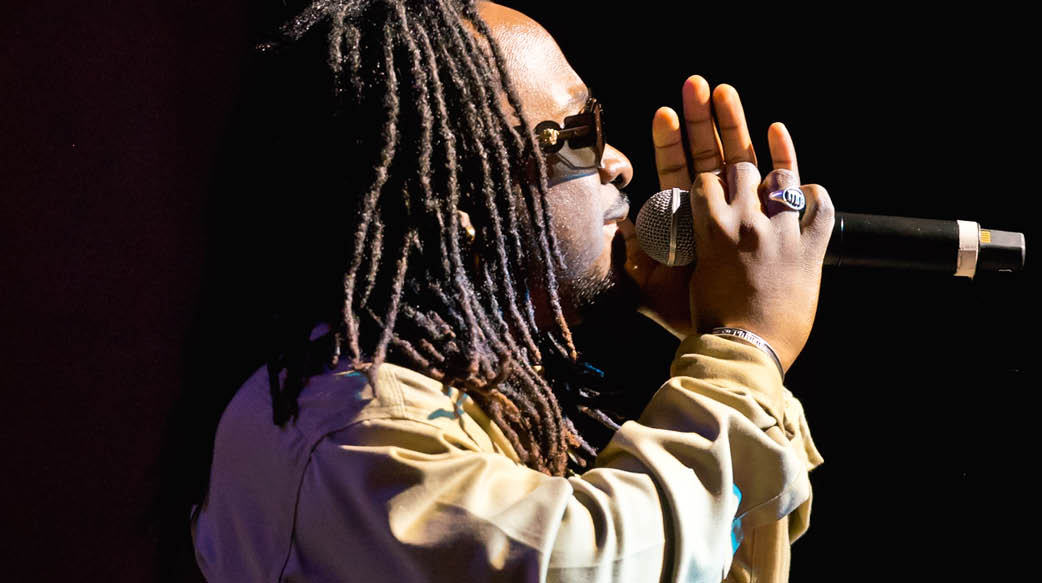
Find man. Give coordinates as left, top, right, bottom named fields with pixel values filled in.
left=187, top=0, right=833, bottom=581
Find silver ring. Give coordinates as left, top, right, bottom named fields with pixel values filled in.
left=767, top=187, right=806, bottom=212
left=709, top=167, right=724, bottom=176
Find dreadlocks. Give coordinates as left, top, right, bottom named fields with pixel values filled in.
left=262, top=0, right=600, bottom=476
left=148, top=3, right=642, bottom=579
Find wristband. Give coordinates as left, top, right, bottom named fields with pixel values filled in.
left=709, top=327, right=785, bottom=379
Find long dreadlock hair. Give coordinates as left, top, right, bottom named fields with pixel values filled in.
left=150, top=3, right=642, bottom=579
left=257, top=0, right=618, bottom=476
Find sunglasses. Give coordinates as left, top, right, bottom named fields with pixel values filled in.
left=518, top=96, right=605, bottom=184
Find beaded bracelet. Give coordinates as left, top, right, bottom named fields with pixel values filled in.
left=709, top=327, right=785, bottom=379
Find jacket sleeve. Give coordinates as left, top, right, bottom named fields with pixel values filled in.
left=291, top=333, right=822, bottom=583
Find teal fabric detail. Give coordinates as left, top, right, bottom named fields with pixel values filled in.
left=731, top=483, right=744, bottom=554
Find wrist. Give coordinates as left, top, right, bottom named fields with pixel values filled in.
left=707, top=326, right=785, bottom=380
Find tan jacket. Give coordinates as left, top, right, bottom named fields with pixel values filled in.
left=192, top=333, right=823, bottom=582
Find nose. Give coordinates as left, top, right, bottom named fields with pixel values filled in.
left=599, top=144, right=633, bottom=189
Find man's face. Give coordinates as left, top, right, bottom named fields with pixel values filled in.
left=478, top=2, right=638, bottom=326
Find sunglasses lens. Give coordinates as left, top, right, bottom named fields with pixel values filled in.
left=528, top=97, right=605, bottom=185
left=554, top=100, right=604, bottom=170
left=553, top=143, right=599, bottom=170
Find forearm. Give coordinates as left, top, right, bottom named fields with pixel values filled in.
left=300, top=335, right=821, bottom=582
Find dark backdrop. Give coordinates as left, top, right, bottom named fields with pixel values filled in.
left=3, top=2, right=1035, bottom=580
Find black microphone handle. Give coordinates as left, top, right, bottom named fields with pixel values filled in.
left=825, top=213, right=1025, bottom=275
left=634, top=188, right=1026, bottom=275
left=826, top=213, right=956, bottom=271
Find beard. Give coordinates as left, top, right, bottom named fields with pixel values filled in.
left=564, top=229, right=641, bottom=323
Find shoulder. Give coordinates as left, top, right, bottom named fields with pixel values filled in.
left=218, top=359, right=517, bottom=458
left=318, top=362, right=520, bottom=460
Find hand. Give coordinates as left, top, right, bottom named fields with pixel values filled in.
left=620, top=217, right=695, bottom=338
left=648, top=75, right=834, bottom=372
left=619, top=82, right=708, bottom=338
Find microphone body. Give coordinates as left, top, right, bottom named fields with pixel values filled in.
left=634, top=188, right=1026, bottom=277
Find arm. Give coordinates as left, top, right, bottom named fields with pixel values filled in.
left=290, top=78, right=830, bottom=583
left=290, top=333, right=818, bottom=583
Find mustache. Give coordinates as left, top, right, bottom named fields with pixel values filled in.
left=604, top=190, right=630, bottom=221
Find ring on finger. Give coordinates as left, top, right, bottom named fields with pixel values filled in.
left=767, top=187, right=806, bottom=212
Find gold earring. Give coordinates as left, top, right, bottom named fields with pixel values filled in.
left=457, top=210, right=476, bottom=244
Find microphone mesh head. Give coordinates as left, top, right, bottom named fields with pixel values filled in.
left=635, top=188, right=696, bottom=267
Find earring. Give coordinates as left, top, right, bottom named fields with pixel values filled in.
left=457, top=210, right=476, bottom=245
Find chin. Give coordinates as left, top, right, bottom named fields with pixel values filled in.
left=567, top=230, right=640, bottom=323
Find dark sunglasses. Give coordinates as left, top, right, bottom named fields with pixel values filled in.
left=517, top=96, right=605, bottom=184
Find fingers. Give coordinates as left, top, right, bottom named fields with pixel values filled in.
left=689, top=163, right=766, bottom=245
left=799, top=184, right=836, bottom=252
left=767, top=122, right=799, bottom=181
left=761, top=168, right=801, bottom=213
left=663, top=77, right=761, bottom=186
left=762, top=124, right=801, bottom=240
left=689, top=171, right=732, bottom=237
left=672, top=78, right=815, bottom=245
left=652, top=107, right=690, bottom=191
left=726, top=162, right=763, bottom=214
left=761, top=169, right=802, bottom=246
left=682, top=76, right=724, bottom=174
left=713, top=84, right=757, bottom=166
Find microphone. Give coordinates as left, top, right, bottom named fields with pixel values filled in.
left=634, top=187, right=1026, bottom=278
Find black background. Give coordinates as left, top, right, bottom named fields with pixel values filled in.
left=2, top=1, right=1036, bottom=580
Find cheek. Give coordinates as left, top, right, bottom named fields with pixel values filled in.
left=546, top=180, right=607, bottom=273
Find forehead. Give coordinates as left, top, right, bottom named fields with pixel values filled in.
left=476, top=2, right=589, bottom=123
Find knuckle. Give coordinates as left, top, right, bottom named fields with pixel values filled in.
left=763, top=169, right=800, bottom=193
left=819, top=203, right=836, bottom=226
left=690, top=148, right=720, bottom=163
left=804, top=183, right=830, bottom=203
left=768, top=168, right=798, bottom=181
left=767, top=169, right=799, bottom=188
left=692, top=171, right=722, bottom=192
left=731, top=160, right=760, bottom=176
left=657, top=162, right=688, bottom=175
left=801, top=184, right=835, bottom=246
left=729, top=162, right=762, bottom=188
left=809, top=184, right=836, bottom=220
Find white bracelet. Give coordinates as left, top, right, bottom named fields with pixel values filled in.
left=709, top=327, right=785, bottom=379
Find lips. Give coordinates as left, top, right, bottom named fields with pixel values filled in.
left=603, top=200, right=630, bottom=224
left=602, top=188, right=630, bottom=224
